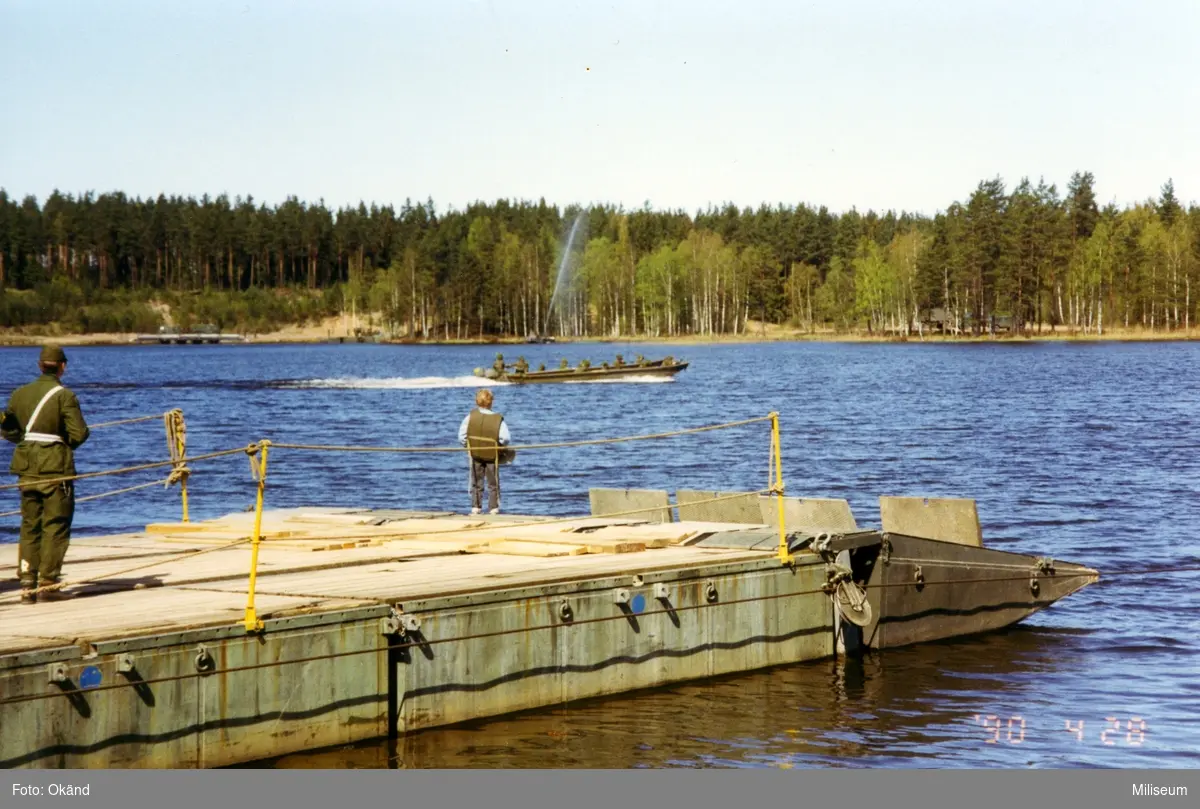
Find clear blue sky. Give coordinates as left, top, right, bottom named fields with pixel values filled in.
left=1, top=0, right=1196, bottom=216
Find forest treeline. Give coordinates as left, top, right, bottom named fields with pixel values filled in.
left=0, top=173, right=1196, bottom=338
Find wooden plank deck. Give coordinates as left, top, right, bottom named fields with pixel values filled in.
left=0, top=508, right=780, bottom=656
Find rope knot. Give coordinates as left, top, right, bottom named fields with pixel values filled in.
left=164, top=409, right=188, bottom=460
left=165, top=466, right=191, bottom=487
left=246, top=441, right=270, bottom=482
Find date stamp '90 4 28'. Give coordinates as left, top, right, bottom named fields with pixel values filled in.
left=973, top=715, right=1148, bottom=746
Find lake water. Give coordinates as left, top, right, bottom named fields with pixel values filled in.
left=1, top=340, right=1197, bottom=768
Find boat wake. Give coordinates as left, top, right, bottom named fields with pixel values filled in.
left=281, top=373, right=676, bottom=390
left=285, top=376, right=511, bottom=389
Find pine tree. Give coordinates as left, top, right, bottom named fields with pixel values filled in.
left=1158, top=179, right=1182, bottom=226
left=1066, top=171, right=1099, bottom=242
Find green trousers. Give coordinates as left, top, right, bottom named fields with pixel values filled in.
left=17, top=480, right=74, bottom=587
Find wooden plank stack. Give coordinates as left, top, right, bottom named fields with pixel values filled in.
left=135, top=508, right=773, bottom=558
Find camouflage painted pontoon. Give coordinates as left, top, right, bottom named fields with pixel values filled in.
left=475, top=355, right=689, bottom=383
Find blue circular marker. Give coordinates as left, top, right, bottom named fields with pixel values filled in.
left=631, top=593, right=646, bottom=614
left=79, top=665, right=102, bottom=689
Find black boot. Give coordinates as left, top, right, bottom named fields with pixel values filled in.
left=39, top=579, right=72, bottom=602
left=19, top=580, right=36, bottom=605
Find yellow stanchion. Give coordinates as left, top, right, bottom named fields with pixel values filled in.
left=770, top=412, right=790, bottom=565
left=243, top=440, right=270, bottom=633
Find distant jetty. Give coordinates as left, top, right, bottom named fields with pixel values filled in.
left=133, top=325, right=246, bottom=345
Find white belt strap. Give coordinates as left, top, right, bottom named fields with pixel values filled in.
left=23, top=385, right=63, bottom=444
left=24, top=432, right=64, bottom=444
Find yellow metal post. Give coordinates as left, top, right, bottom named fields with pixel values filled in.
left=770, top=412, right=789, bottom=564
left=179, top=478, right=190, bottom=523
left=243, top=440, right=270, bottom=633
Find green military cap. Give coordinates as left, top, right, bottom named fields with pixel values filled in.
left=39, top=344, right=67, bottom=364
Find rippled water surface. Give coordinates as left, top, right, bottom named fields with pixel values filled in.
left=1, top=340, right=1197, bottom=768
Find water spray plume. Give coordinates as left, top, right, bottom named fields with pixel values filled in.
left=546, top=210, right=588, bottom=337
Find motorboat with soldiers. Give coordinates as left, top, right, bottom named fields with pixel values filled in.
left=475, top=352, right=689, bottom=383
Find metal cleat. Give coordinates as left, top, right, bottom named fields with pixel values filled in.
left=194, top=645, right=215, bottom=674
left=381, top=613, right=402, bottom=636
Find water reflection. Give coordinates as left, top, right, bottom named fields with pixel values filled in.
left=262, top=626, right=1112, bottom=769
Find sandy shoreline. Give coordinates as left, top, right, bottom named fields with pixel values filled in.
left=4, top=308, right=1196, bottom=347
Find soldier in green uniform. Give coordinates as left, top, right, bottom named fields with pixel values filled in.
left=1, top=345, right=90, bottom=604
left=514, top=356, right=529, bottom=374
left=559, top=358, right=569, bottom=370
left=492, top=353, right=506, bottom=376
